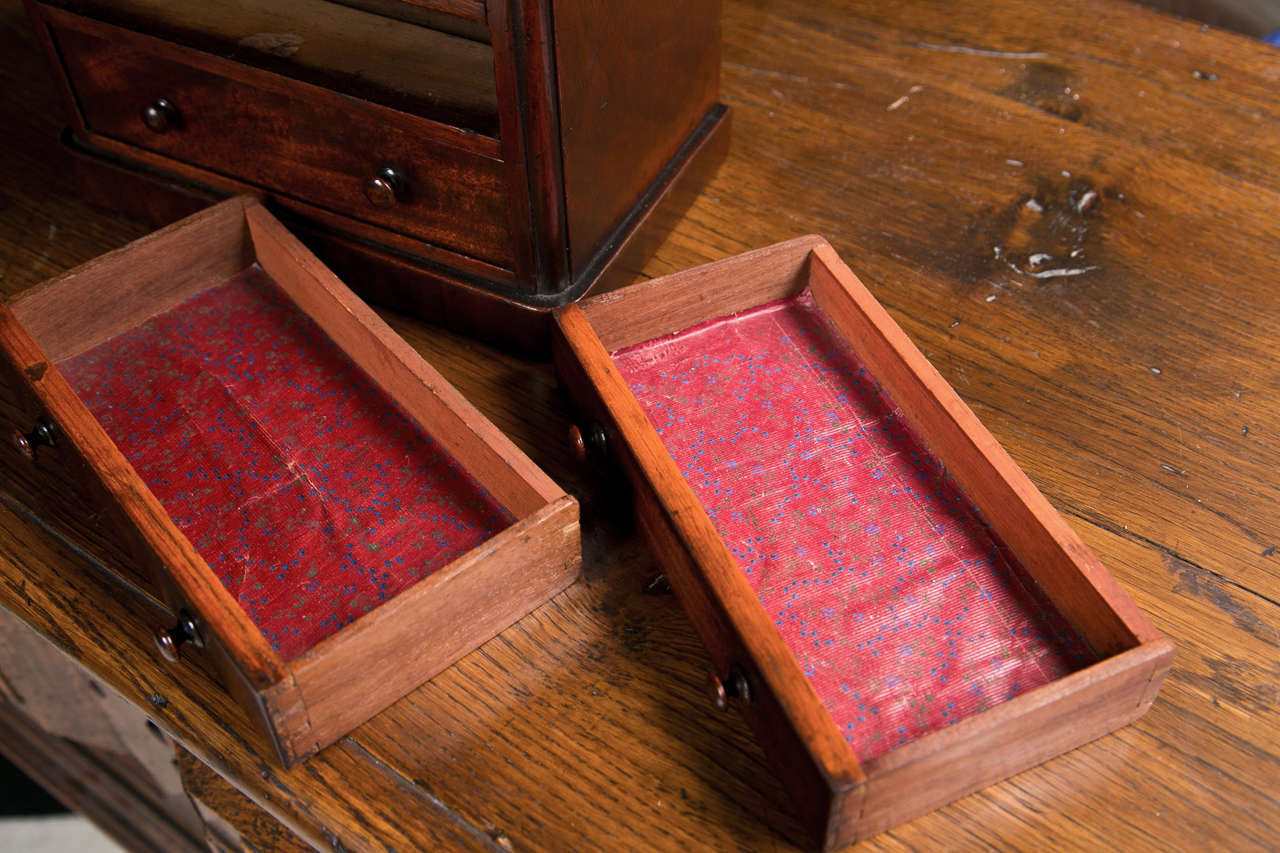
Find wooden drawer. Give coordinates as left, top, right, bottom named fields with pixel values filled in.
left=40, top=0, right=499, bottom=132
left=553, top=237, right=1174, bottom=849
left=44, top=8, right=517, bottom=269
left=0, top=197, right=580, bottom=766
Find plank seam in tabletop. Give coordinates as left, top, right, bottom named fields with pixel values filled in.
left=337, top=738, right=507, bottom=852
left=919, top=371, right=1279, bottom=598
left=1061, top=505, right=1280, bottom=614
left=922, top=380, right=1278, bottom=569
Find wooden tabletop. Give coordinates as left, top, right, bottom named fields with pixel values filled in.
left=2, top=0, right=1277, bottom=850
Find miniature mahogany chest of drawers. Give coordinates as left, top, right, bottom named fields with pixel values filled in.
left=23, top=0, right=727, bottom=348
left=0, top=197, right=581, bottom=766
left=553, top=237, right=1174, bottom=849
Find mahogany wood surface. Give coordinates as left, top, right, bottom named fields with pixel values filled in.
left=39, top=6, right=516, bottom=263
left=551, top=0, right=722, bottom=280
left=26, top=0, right=730, bottom=313
left=9, top=192, right=251, bottom=362
left=40, top=0, right=502, bottom=134
left=580, top=233, right=823, bottom=352
left=281, top=495, right=581, bottom=763
left=0, top=0, right=1277, bottom=850
left=487, top=0, right=560, bottom=290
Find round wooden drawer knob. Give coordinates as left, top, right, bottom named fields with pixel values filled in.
left=140, top=98, right=180, bottom=134
left=365, top=165, right=406, bottom=208
left=569, top=422, right=607, bottom=462
left=154, top=611, right=203, bottom=663
left=707, top=667, right=752, bottom=711
left=13, top=417, right=58, bottom=460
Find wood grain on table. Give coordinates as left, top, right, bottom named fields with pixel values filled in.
left=1, top=0, right=1276, bottom=850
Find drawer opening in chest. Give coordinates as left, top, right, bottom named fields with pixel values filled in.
left=3, top=196, right=580, bottom=765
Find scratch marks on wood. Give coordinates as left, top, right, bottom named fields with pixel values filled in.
left=1016, top=264, right=1099, bottom=280
left=964, top=172, right=1118, bottom=289
left=238, top=33, right=303, bottom=58
left=887, top=84, right=925, bottom=111
left=722, top=61, right=854, bottom=91
left=992, top=245, right=1098, bottom=280
left=915, top=41, right=1050, bottom=60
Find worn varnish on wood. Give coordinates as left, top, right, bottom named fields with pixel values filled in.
left=0, top=196, right=581, bottom=765
left=553, top=237, right=1174, bottom=848
left=21, top=0, right=730, bottom=348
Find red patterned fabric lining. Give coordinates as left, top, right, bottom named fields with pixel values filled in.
left=60, top=266, right=512, bottom=661
left=612, top=291, right=1094, bottom=760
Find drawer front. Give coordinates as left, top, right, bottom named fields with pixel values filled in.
left=51, top=18, right=517, bottom=269
left=0, top=317, right=161, bottom=602
left=40, top=0, right=499, bottom=134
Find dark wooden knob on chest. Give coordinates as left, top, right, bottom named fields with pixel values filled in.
left=364, top=165, right=407, bottom=208
left=13, top=417, right=58, bottom=460
left=140, top=98, right=180, bottom=133
left=569, top=422, right=608, bottom=463
left=707, top=667, right=752, bottom=711
left=154, top=610, right=203, bottom=663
